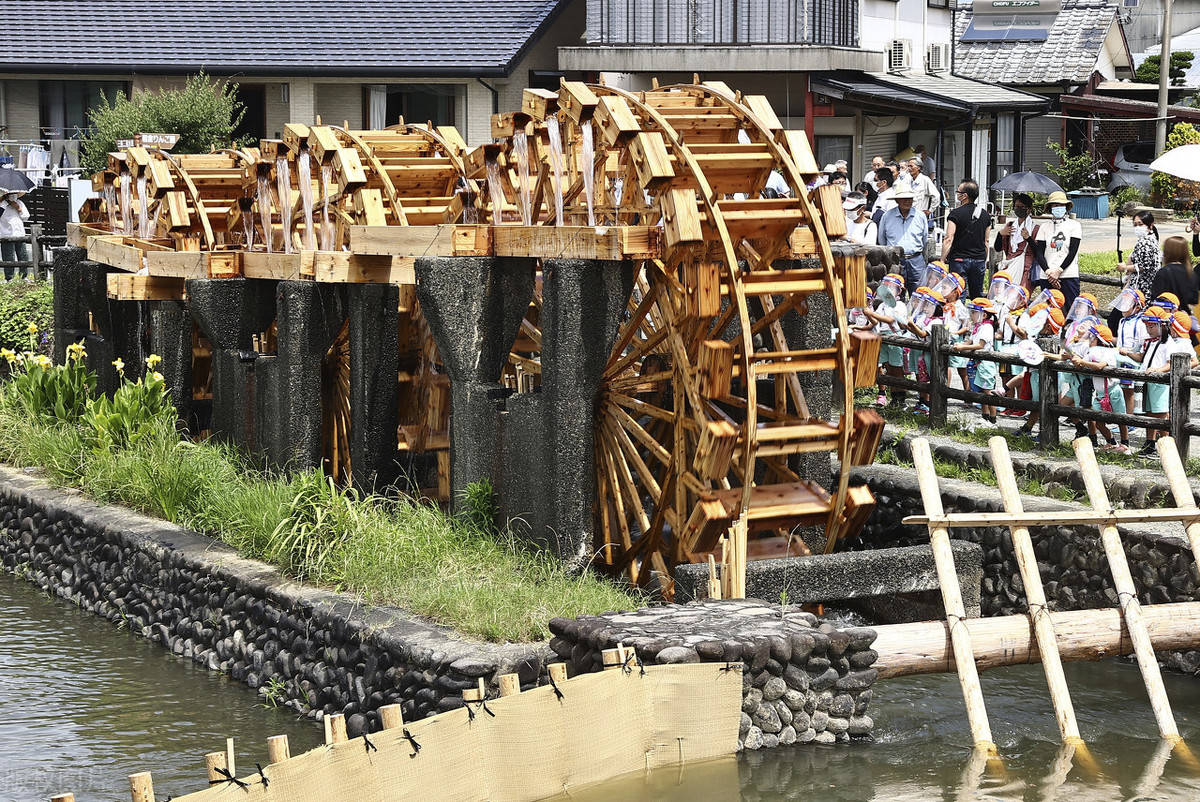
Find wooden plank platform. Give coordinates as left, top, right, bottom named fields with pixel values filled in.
left=87, top=236, right=145, bottom=273
left=67, top=222, right=113, bottom=248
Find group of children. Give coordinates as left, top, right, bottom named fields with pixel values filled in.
left=855, top=265, right=1200, bottom=455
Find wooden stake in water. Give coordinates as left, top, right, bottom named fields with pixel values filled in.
left=267, top=734, right=291, bottom=764
left=225, top=737, right=235, bottom=777
left=128, top=772, right=154, bottom=802
left=990, top=437, right=1083, bottom=745
left=204, top=751, right=228, bottom=783
left=50, top=794, right=74, bottom=802
left=912, top=437, right=996, bottom=754
left=1073, top=437, right=1179, bottom=742
left=1155, top=436, right=1200, bottom=566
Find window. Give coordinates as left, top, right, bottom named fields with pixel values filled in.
left=815, top=135, right=853, bottom=170
left=928, top=0, right=949, bottom=8
left=39, top=80, right=127, bottom=138
left=364, top=85, right=457, bottom=129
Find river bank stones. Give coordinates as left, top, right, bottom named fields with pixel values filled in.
left=547, top=599, right=878, bottom=750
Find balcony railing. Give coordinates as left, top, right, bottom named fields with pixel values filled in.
left=586, top=0, right=860, bottom=48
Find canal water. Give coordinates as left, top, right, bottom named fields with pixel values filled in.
left=4, top=568, right=1200, bottom=801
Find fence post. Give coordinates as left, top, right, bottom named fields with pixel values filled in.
left=1169, top=352, right=1191, bottom=463
left=928, top=322, right=947, bottom=428
left=1039, top=357, right=1059, bottom=449
left=29, top=224, right=41, bottom=280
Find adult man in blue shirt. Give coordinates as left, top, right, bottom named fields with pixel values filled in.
left=877, top=187, right=928, bottom=291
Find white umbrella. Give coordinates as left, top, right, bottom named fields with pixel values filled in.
left=1149, top=144, right=1200, bottom=182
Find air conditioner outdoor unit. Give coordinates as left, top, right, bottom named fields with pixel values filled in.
left=888, top=39, right=912, bottom=73
left=926, top=43, right=950, bottom=73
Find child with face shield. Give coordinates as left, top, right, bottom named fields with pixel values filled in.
left=905, top=286, right=946, bottom=415
left=1113, top=288, right=1148, bottom=444
left=1068, top=323, right=1124, bottom=449
left=994, top=284, right=1029, bottom=416
left=937, top=274, right=971, bottom=394
left=952, top=298, right=1000, bottom=423
left=1137, top=307, right=1198, bottom=454
left=864, top=273, right=908, bottom=408
left=1018, top=306, right=1066, bottom=437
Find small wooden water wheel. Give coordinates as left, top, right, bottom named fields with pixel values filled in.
left=485, top=80, right=881, bottom=594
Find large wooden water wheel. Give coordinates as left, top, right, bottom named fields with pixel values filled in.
left=485, top=80, right=879, bottom=592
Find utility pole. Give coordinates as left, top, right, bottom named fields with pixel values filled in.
left=1155, top=0, right=1174, bottom=154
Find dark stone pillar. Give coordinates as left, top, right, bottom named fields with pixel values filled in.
left=535, top=259, right=634, bottom=564
left=347, top=283, right=401, bottom=490
left=186, top=278, right=278, bottom=455
left=415, top=256, right=535, bottom=509
left=51, top=247, right=88, bottom=365
left=263, top=281, right=346, bottom=471
left=149, top=301, right=195, bottom=429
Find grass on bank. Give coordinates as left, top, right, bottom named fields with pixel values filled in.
left=0, top=405, right=640, bottom=643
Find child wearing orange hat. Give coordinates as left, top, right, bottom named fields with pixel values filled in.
left=1070, top=323, right=1124, bottom=450
left=952, top=297, right=1000, bottom=423
left=1018, top=307, right=1066, bottom=437
left=1137, top=307, right=1182, bottom=454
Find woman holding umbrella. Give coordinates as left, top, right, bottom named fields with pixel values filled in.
left=0, top=190, right=30, bottom=282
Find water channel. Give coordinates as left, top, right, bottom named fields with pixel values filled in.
left=4, top=569, right=1200, bottom=801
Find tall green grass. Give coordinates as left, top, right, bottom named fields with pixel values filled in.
left=0, top=410, right=639, bottom=642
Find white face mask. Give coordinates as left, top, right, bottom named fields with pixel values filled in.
left=1050, top=206, right=1067, bottom=219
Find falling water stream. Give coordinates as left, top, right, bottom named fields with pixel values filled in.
left=103, top=183, right=118, bottom=231
left=275, top=157, right=292, bottom=254
left=256, top=174, right=273, bottom=253
left=581, top=120, right=596, bottom=227
left=485, top=159, right=506, bottom=225
left=513, top=131, right=533, bottom=226
left=546, top=116, right=565, bottom=225
left=298, top=150, right=315, bottom=250
left=119, top=174, right=133, bottom=236
left=241, top=201, right=255, bottom=250
left=319, top=165, right=334, bottom=251
left=135, top=175, right=150, bottom=239
left=456, top=178, right=478, bottom=225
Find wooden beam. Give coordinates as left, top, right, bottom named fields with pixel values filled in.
left=903, top=508, right=1200, bottom=529
left=873, top=602, right=1200, bottom=680
left=87, top=236, right=144, bottom=273
left=242, top=251, right=315, bottom=281
left=106, top=274, right=185, bottom=301
left=312, top=253, right=415, bottom=284
left=348, top=224, right=491, bottom=257
left=490, top=225, right=661, bottom=260
left=67, top=222, right=112, bottom=248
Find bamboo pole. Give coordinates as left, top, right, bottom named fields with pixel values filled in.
left=266, top=734, right=290, bottom=764
left=379, top=703, right=405, bottom=730
left=204, top=751, right=228, bottom=783
left=872, top=601, right=1200, bottom=678
left=1073, top=437, right=1179, bottom=742
left=911, top=437, right=996, bottom=754
left=225, top=737, right=235, bottom=777
left=1155, top=436, right=1200, bottom=566
left=128, top=772, right=154, bottom=802
left=989, top=436, right=1083, bottom=745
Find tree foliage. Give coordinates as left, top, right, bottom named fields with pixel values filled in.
left=1151, top=122, right=1200, bottom=203
left=1044, top=140, right=1103, bottom=192
left=80, top=73, right=245, bottom=173
left=1135, top=51, right=1195, bottom=86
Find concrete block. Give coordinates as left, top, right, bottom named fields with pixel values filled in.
left=673, top=541, right=984, bottom=620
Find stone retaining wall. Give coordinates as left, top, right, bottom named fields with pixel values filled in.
left=846, top=463, right=1200, bottom=675
left=0, top=467, right=549, bottom=736
left=547, top=601, right=878, bottom=750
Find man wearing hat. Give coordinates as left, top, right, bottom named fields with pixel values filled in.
left=843, top=192, right=876, bottom=244
left=0, top=190, right=30, bottom=282
left=1034, top=191, right=1082, bottom=312
left=877, top=186, right=928, bottom=291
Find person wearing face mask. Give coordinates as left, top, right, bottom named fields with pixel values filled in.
left=942, top=178, right=992, bottom=300
left=870, top=168, right=896, bottom=225
left=907, top=157, right=939, bottom=218
left=843, top=192, right=877, bottom=244
left=994, top=193, right=1049, bottom=293
left=1034, top=191, right=1082, bottom=312
left=1109, top=210, right=1160, bottom=332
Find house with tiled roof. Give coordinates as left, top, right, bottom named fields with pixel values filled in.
left=0, top=0, right=583, bottom=165
left=952, top=0, right=1139, bottom=177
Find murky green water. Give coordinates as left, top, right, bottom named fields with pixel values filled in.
left=0, top=572, right=322, bottom=801
left=4, top=567, right=1200, bottom=801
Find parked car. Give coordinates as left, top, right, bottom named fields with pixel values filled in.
left=1107, top=140, right=1155, bottom=191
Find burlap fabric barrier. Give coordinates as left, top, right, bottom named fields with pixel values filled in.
left=174, top=663, right=742, bottom=801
